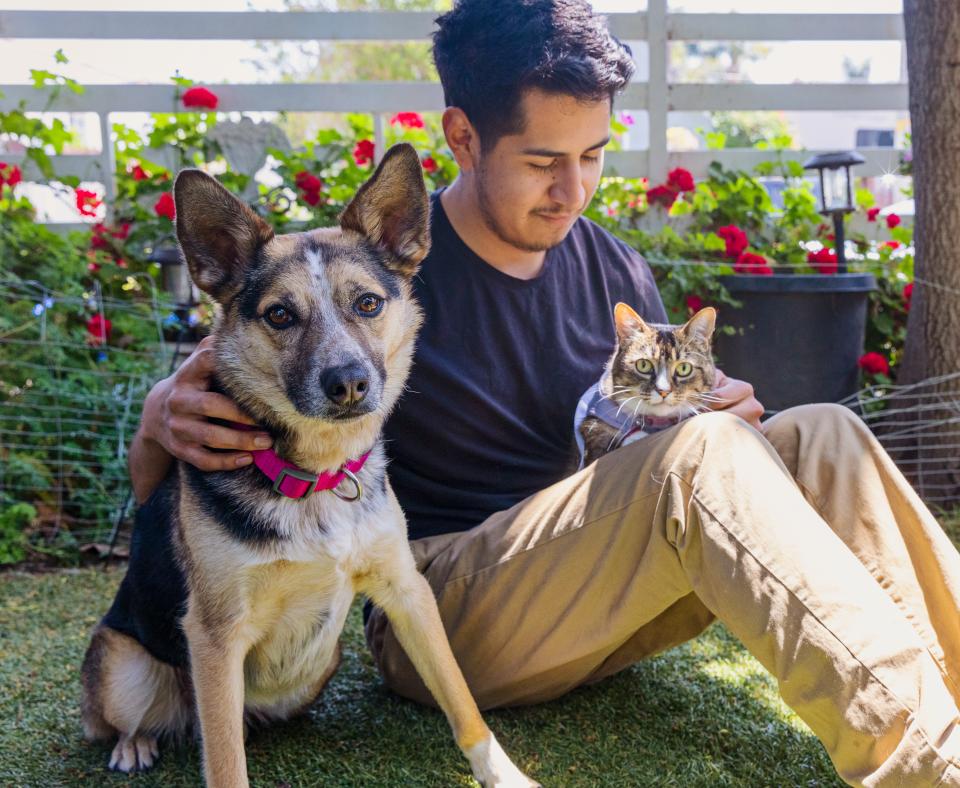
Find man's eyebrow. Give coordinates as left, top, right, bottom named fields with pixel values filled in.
left=520, top=136, right=611, bottom=158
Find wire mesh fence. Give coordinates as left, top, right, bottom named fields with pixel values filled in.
left=841, top=371, right=960, bottom=513
left=1, top=275, right=958, bottom=561
left=0, top=276, right=176, bottom=559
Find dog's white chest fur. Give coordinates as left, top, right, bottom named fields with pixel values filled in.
left=222, top=482, right=402, bottom=717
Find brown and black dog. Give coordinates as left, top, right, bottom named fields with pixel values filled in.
left=80, top=143, right=537, bottom=788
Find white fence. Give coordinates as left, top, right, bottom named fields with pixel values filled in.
left=0, top=4, right=908, bottom=223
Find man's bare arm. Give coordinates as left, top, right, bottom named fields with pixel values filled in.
left=128, top=336, right=273, bottom=503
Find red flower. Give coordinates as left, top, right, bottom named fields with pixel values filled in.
left=182, top=86, right=219, bottom=110
left=353, top=139, right=375, bottom=167
left=858, top=352, right=890, bottom=377
left=867, top=207, right=880, bottom=222
left=886, top=213, right=901, bottom=229
left=903, top=282, right=914, bottom=312
left=75, top=188, right=102, bottom=218
left=716, top=225, right=749, bottom=259
left=685, top=295, right=704, bottom=313
left=90, top=223, right=109, bottom=250
left=91, top=222, right=131, bottom=250
left=667, top=167, right=695, bottom=193
left=882, top=240, right=901, bottom=250
left=294, top=171, right=322, bottom=206
left=86, top=314, right=112, bottom=346
left=807, top=247, right=838, bottom=275
left=734, top=251, right=773, bottom=276
left=154, top=192, right=176, bottom=220
left=130, top=164, right=149, bottom=181
left=0, top=162, right=22, bottom=188
left=421, top=156, right=438, bottom=174
left=390, top=112, right=424, bottom=129
left=647, top=184, right=677, bottom=208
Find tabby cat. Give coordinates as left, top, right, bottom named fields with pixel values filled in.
left=575, top=302, right=718, bottom=467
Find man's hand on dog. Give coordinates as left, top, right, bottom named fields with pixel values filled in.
left=143, top=335, right=273, bottom=471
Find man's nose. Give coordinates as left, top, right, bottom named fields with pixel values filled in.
left=548, top=161, right=586, bottom=210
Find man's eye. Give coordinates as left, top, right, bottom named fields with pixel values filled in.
left=582, top=155, right=600, bottom=165
left=529, top=160, right=555, bottom=172
left=354, top=293, right=384, bottom=317
left=265, top=305, right=295, bottom=328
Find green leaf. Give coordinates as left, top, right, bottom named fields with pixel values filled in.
left=705, top=131, right=727, bottom=150
left=54, top=49, right=69, bottom=64
left=29, top=70, right=55, bottom=89
left=703, top=234, right=726, bottom=253
left=855, top=187, right=876, bottom=210
left=786, top=160, right=805, bottom=178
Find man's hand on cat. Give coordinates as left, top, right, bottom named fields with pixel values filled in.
left=708, top=370, right=764, bottom=430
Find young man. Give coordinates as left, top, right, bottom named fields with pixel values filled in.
left=129, top=1, right=960, bottom=784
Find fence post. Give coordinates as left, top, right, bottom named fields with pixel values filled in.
left=98, top=112, right=116, bottom=223
left=374, top=113, right=385, bottom=165
left=646, top=0, right=669, bottom=187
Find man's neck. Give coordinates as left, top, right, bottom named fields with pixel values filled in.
left=440, top=179, right=546, bottom=281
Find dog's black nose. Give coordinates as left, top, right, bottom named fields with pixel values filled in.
left=321, top=364, right=369, bottom=407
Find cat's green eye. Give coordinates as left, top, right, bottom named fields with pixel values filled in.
left=635, top=359, right=654, bottom=374
left=675, top=361, right=694, bottom=377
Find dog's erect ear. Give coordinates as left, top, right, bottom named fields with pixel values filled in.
left=339, top=143, right=430, bottom=277
left=174, top=169, right=274, bottom=302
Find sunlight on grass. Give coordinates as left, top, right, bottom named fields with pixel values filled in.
left=0, top=567, right=844, bottom=787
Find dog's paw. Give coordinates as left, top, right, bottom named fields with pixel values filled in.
left=108, top=734, right=159, bottom=772
left=467, top=733, right=539, bottom=788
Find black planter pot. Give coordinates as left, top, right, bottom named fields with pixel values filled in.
left=713, top=273, right=876, bottom=412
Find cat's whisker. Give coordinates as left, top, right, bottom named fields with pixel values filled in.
left=615, top=395, right=642, bottom=418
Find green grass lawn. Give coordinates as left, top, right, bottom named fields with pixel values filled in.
left=0, top=566, right=843, bottom=787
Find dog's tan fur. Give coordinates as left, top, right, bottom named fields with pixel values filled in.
left=80, top=144, right=536, bottom=787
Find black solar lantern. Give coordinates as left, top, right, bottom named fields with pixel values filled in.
left=803, top=151, right=865, bottom=274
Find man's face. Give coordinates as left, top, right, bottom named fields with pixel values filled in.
left=473, top=89, right=611, bottom=253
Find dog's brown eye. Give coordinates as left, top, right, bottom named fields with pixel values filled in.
left=265, top=305, right=295, bottom=328
left=354, top=293, right=384, bottom=317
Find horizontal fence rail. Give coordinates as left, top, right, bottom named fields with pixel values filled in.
left=0, top=10, right=904, bottom=43
left=0, top=5, right=910, bottom=219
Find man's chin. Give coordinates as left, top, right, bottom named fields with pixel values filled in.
left=524, top=217, right=576, bottom=249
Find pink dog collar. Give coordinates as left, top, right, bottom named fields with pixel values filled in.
left=228, top=421, right=369, bottom=501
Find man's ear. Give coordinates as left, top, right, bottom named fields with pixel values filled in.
left=339, top=142, right=430, bottom=278
left=613, top=302, right=653, bottom=342
left=174, top=169, right=274, bottom=303
left=441, top=107, right=480, bottom=173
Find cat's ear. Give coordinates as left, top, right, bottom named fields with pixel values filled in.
left=613, top=302, right=651, bottom=341
left=682, top=307, right=717, bottom=343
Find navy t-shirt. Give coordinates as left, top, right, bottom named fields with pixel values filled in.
left=384, top=193, right=667, bottom=541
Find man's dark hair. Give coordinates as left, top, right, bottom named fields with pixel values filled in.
left=432, top=0, right=635, bottom=150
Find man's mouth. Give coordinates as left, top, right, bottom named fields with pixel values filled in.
left=534, top=211, right=575, bottom=223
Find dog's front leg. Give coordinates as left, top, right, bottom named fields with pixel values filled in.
left=362, top=554, right=538, bottom=788
left=184, top=607, right=249, bottom=788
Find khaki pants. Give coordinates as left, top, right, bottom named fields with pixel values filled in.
left=365, top=404, right=960, bottom=787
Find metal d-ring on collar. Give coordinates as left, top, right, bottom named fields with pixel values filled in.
left=332, top=466, right=363, bottom=502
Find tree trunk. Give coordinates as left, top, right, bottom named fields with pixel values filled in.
left=891, top=1, right=960, bottom=508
